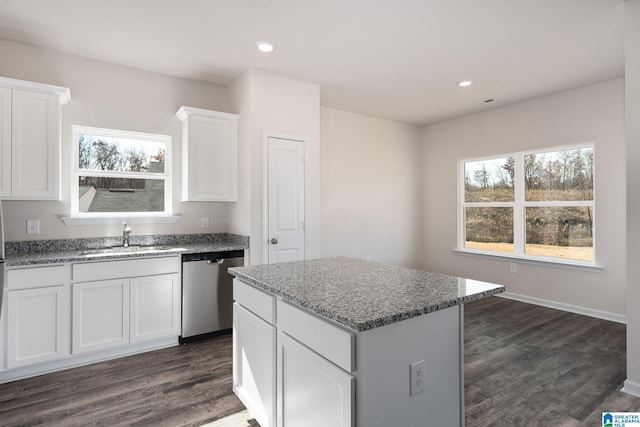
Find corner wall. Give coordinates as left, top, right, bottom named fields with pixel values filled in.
left=625, top=0, right=640, bottom=396
left=320, top=107, right=423, bottom=268
left=229, top=70, right=321, bottom=265
left=422, top=78, right=625, bottom=318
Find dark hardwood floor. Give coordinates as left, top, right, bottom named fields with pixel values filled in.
left=0, top=334, right=247, bottom=427
left=465, top=297, right=640, bottom=426
left=1, top=297, right=640, bottom=426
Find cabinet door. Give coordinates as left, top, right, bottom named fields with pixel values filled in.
left=233, top=303, right=276, bottom=427
left=179, top=108, right=238, bottom=201
left=277, top=332, right=354, bottom=427
left=72, top=279, right=129, bottom=354
left=130, top=273, right=180, bottom=342
left=11, top=89, right=60, bottom=199
left=0, top=87, right=11, bottom=197
left=7, top=286, right=70, bottom=368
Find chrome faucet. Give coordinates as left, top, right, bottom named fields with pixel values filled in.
left=123, top=222, right=132, bottom=247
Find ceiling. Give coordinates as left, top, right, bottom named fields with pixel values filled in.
left=0, top=0, right=625, bottom=126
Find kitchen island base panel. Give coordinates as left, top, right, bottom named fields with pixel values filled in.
left=356, top=305, right=462, bottom=427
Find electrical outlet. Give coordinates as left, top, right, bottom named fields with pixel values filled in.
left=26, top=219, right=40, bottom=234
left=201, top=217, right=210, bottom=228
left=510, top=262, right=517, bottom=273
left=410, top=360, right=425, bottom=396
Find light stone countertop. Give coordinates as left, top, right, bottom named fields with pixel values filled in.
left=4, top=233, right=248, bottom=267
left=230, top=256, right=504, bottom=332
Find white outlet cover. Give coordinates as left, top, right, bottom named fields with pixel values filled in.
left=410, top=360, right=425, bottom=396
left=26, top=219, right=40, bottom=234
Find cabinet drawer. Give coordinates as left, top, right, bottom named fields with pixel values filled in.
left=277, top=300, right=354, bottom=372
left=233, top=279, right=275, bottom=324
left=73, top=256, right=180, bottom=282
left=7, top=265, right=68, bottom=290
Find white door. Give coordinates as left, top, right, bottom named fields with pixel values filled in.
left=267, top=137, right=306, bottom=264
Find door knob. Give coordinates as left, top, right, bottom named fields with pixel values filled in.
left=271, top=237, right=279, bottom=245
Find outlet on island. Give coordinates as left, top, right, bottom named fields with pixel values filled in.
left=410, top=359, right=425, bottom=396
left=201, top=217, right=210, bottom=228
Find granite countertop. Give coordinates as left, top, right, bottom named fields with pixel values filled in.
left=230, top=256, right=504, bottom=332
left=4, top=233, right=248, bottom=267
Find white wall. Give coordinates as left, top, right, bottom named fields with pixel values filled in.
left=0, top=39, right=235, bottom=241
left=230, top=70, right=321, bottom=265
left=422, top=78, right=626, bottom=317
left=320, top=107, right=423, bottom=268
left=625, top=0, right=640, bottom=395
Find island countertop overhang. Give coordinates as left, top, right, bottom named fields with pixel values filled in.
left=229, top=256, right=504, bottom=332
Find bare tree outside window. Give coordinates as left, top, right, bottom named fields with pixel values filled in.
left=72, top=126, right=171, bottom=215
left=461, top=146, right=594, bottom=263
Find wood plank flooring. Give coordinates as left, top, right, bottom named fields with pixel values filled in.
left=465, top=297, right=640, bottom=426
left=1, top=297, right=640, bottom=426
left=0, top=334, right=249, bottom=427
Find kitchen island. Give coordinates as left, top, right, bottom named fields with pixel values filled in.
left=229, top=257, right=504, bottom=427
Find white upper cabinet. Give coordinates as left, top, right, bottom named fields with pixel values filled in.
left=0, top=76, right=70, bottom=200
left=176, top=106, right=238, bottom=202
left=0, top=88, right=11, bottom=196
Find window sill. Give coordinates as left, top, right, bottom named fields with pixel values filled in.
left=61, top=216, right=180, bottom=226
left=453, top=249, right=603, bottom=272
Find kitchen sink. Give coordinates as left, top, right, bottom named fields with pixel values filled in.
left=79, top=245, right=184, bottom=257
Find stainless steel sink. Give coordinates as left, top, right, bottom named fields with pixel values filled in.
left=79, top=245, right=183, bottom=257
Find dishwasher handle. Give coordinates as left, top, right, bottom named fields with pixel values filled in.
left=206, top=259, right=225, bottom=265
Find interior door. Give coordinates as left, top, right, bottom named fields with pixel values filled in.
left=267, top=136, right=306, bottom=264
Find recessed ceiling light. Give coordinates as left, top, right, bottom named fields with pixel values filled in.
left=458, top=80, right=473, bottom=88
left=256, top=41, right=275, bottom=53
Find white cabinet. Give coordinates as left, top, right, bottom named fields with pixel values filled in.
left=277, top=332, right=354, bottom=427
left=130, top=273, right=180, bottom=342
left=7, top=285, right=70, bottom=368
left=71, top=256, right=181, bottom=355
left=176, top=106, right=238, bottom=201
left=0, top=87, right=11, bottom=194
left=5, top=265, right=70, bottom=368
left=233, top=279, right=354, bottom=427
left=0, top=77, right=70, bottom=200
left=72, top=279, right=130, bottom=354
left=233, top=281, right=276, bottom=427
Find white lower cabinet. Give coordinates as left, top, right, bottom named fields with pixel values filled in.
left=72, top=257, right=182, bottom=355
left=277, top=331, right=354, bottom=427
left=130, top=273, right=180, bottom=342
left=7, top=285, right=70, bottom=368
left=233, top=302, right=276, bottom=427
left=1, top=256, right=182, bottom=383
left=233, top=279, right=354, bottom=427
left=72, top=279, right=130, bottom=354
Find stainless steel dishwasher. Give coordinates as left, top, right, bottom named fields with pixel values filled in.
left=180, top=250, right=244, bottom=343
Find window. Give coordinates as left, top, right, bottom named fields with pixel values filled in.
left=460, top=145, right=594, bottom=264
left=71, top=126, right=172, bottom=217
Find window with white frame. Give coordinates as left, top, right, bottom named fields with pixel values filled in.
left=460, top=145, right=594, bottom=264
left=71, top=126, right=172, bottom=217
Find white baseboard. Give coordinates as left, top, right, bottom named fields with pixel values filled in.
left=622, top=379, right=640, bottom=397
left=497, top=292, right=626, bottom=324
